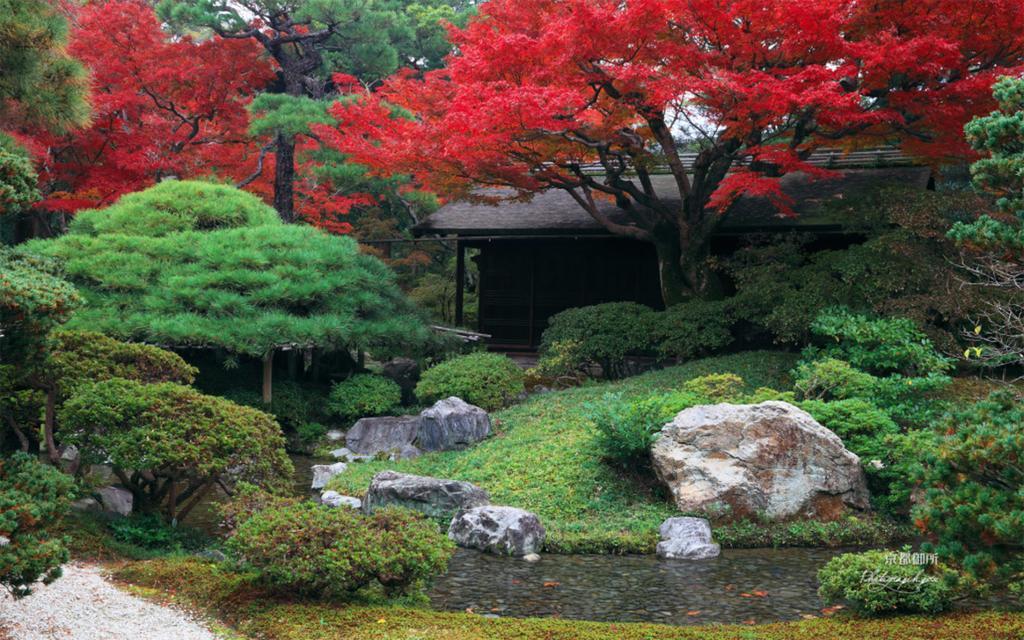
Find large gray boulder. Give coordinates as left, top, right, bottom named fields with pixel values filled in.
left=651, top=401, right=869, bottom=521
left=345, top=416, right=421, bottom=456
left=417, top=397, right=491, bottom=452
left=656, top=516, right=720, bottom=560
left=448, top=506, right=545, bottom=556
left=97, top=486, right=133, bottom=516
left=311, top=462, right=348, bottom=490
left=363, top=470, right=490, bottom=519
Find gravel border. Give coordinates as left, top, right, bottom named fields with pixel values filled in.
left=0, top=563, right=219, bottom=640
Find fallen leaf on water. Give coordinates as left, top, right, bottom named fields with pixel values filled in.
left=743, top=619, right=756, bottom=625
left=686, top=611, right=701, bottom=616
left=752, top=590, right=768, bottom=597
left=724, top=584, right=736, bottom=591
left=491, top=608, right=501, bottom=613
left=464, top=608, right=474, bottom=614
left=820, top=605, right=845, bottom=616
left=543, top=581, right=560, bottom=588
left=740, top=593, right=753, bottom=598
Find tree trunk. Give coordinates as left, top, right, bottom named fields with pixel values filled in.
left=652, top=234, right=716, bottom=306
left=44, top=386, right=59, bottom=463
left=262, top=349, right=274, bottom=404
left=273, top=131, right=295, bottom=223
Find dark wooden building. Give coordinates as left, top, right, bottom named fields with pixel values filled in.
left=413, top=163, right=932, bottom=349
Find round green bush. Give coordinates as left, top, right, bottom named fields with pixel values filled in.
left=328, top=373, right=403, bottom=422
left=539, top=302, right=657, bottom=379
left=227, top=502, right=453, bottom=597
left=818, top=549, right=960, bottom=615
left=415, top=352, right=524, bottom=411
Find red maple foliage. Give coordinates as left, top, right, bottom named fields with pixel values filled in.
left=320, top=0, right=1024, bottom=302
left=23, top=0, right=274, bottom=215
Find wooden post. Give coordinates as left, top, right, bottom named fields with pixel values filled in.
left=455, top=240, right=466, bottom=327
left=262, top=349, right=274, bottom=404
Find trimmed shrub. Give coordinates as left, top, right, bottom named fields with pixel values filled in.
left=586, top=390, right=703, bottom=466
left=914, top=392, right=1024, bottom=598
left=653, top=299, right=736, bottom=361
left=539, top=302, right=658, bottom=379
left=0, top=453, right=75, bottom=597
left=804, top=307, right=952, bottom=377
left=227, top=502, right=452, bottom=597
left=818, top=549, right=960, bottom=615
left=682, top=373, right=744, bottom=401
left=328, top=374, right=402, bottom=422
left=415, top=352, right=524, bottom=411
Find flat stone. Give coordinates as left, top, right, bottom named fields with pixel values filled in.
left=656, top=516, right=720, bottom=560
left=523, top=553, right=541, bottom=563
left=97, top=486, right=133, bottom=516
left=389, top=444, right=422, bottom=461
left=363, top=470, right=490, bottom=519
left=417, top=397, right=490, bottom=452
left=70, top=497, right=100, bottom=512
left=311, top=462, right=348, bottom=490
left=320, top=491, right=362, bottom=509
left=448, top=506, right=545, bottom=556
left=345, top=416, right=421, bottom=456
left=330, top=447, right=373, bottom=463
left=325, top=429, right=346, bottom=442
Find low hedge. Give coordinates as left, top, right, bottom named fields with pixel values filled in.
left=415, top=352, right=524, bottom=411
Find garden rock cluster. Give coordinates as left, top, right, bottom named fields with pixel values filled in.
left=651, top=401, right=869, bottom=521
left=361, top=470, right=546, bottom=556
left=344, top=396, right=491, bottom=457
left=656, top=516, right=720, bottom=560
left=448, top=506, right=546, bottom=556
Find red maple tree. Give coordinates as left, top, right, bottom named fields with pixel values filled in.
left=320, top=0, right=1024, bottom=303
left=22, top=0, right=273, bottom=225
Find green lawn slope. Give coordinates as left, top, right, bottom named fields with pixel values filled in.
left=329, top=351, right=906, bottom=552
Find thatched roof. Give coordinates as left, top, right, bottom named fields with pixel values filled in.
left=412, top=167, right=933, bottom=238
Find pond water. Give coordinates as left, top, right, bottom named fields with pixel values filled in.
left=429, top=547, right=849, bottom=625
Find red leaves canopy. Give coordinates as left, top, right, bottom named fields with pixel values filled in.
left=323, top=0, right=1024, bottom=215
left=26, top=0, right=273, bottom=213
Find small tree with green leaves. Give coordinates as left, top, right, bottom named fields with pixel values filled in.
left=28, top=180, right=431, bottom=403
left=60, top=378, right=293, bottom=522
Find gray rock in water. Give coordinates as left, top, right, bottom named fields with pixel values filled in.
left=522, top=553, right=541, bottom=563
left=448, top=506, right=546, bottom=556
left=651, top=401, right=870, bottom=521
left=97, top=486, right=133, bottom=516
left=363, top=470, right=490, bottom=519
left=320, top=491, right=362, bottom=509
left=345, top=416, right=421, bottom=456
left=656, top=516, right=720, bottom=560
left=311, top=462, right=348, bottom=490
left=416, top=397, right=490, bottom=452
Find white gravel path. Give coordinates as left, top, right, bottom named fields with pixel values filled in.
left=0, top=563, right=219, bottom=640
